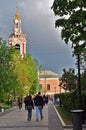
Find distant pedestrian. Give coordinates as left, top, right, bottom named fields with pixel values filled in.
left=18, top=95, right=23, bottom=110
left=45, top=95, right=49, bottom=104
left=24, top=94, right=28, bottom=110
left=24, top=95, right=34, bottom=121
left=56, top=97, right=60, bottom=106
left=43, top=95, right=46, bottom=106
left=34, top=92, right=43, bottom=122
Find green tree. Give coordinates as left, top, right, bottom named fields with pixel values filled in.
left=0, top=37, right=38, bottom=102
left=59, top=68, right=77, bottom=91
left=12, top=51, right=38, bottom=95
left=0, top=37, right=18, bottom=102
left=51, top=0, right=86, bottom=53
left=80, top=51, right=86, bottom=71
left=26, top=55, right=38, bottom=95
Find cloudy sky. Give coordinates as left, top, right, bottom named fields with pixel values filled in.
left=0, top=0, right=77, bottom=74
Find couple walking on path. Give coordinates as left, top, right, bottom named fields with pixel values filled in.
left=24, top=92, right=44, bottom=122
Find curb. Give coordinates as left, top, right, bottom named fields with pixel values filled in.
left=53, top=104, right=86, bottom=129
left=53, top=105, right=72, bottom=128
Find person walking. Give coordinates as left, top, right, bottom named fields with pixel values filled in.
left=18, top=95, right=23, bottom=110
left=34, top=92, right=43, bottom=122
left=24, top=95, right=34, bottom=121
left=43, top=94, right=46, bottom=106
left=24, top=94, right=28, bottom=110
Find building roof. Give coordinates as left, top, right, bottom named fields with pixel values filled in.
left=39, top=70, right=60, bottom=79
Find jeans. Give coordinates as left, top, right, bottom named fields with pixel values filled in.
left=36, top=106, right=43, bottom=120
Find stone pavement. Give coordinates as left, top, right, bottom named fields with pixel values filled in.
left=0, top=101, right=86, bottom=130
left=0, top=103, right=48, bottom=130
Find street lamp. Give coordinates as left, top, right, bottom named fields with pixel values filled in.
left=70, top=46, right=83, bottom=130
left=74, top=46, right=82, bottom=109
left=54, top=86, right=56, bottom=94
left=38, top=70, right=40, bottom=92
left=77, top=54, right=82, bottom=109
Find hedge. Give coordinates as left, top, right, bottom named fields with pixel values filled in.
left=54, top=91, right=86, bottom=112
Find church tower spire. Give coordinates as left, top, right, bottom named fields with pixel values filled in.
left=15, top=7, right=20, bottom=20
left=14, top=7, right=21, bottom=36
left=9, top=8, right=26, bottom=57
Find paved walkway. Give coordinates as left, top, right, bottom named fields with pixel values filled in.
left=0, top=102, right=86, bottom=130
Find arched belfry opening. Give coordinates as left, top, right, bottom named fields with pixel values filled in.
left=15, top=44, right=20, bottom=50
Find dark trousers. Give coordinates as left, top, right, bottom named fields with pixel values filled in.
left=27, top=106, right=33, bottom=120
left=18, top=103, right=22, bottom=109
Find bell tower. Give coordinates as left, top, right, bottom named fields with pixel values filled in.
left=9, top=8, right=26, bottom=57
left=14, top=8, right=21, bottom=36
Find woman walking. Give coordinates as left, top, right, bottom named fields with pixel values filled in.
left=24, top=95, right=34, bottom=121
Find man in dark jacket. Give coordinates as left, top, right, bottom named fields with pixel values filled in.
left=34, top=92, right=43, bottom=122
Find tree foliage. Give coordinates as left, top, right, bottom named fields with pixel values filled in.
left=12, top=50, right=38, bottom=96
left=0, top=37, right=38, bottom=102
left=0, top=37, right=18, bottom=102
left=51, top=0, right=86, bottom=53
left=81, top=70, right=86, bottom=90
left=59, top=68, right=77, bottom=91
left=80, top=51, right=86, bottom=70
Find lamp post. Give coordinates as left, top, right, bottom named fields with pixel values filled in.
left=77, top=53, right=82, bottom=109
left=71, top=46, right=83, bottom=130
left=54, top=86, right=56, bottom=94
left=74, top=46, right=82, bottom=109
left=38, top=70, right=40, bottom=92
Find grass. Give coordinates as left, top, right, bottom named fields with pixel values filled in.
left=56, top=106, right=72, bottom=125
left=56, top=106, right=86, bottom=125
left=0, top=103, right=12, bottom=111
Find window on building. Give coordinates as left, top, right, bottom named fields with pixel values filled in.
left=47, top=84, right=50, bottom=90
left=16, top=23, right=18, bottom=28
